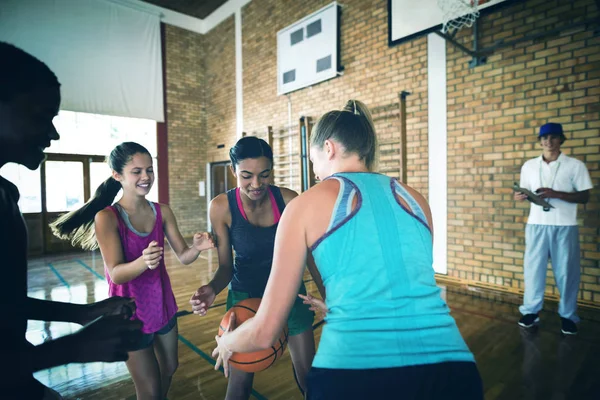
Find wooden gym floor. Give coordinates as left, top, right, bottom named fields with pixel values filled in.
left=28, top=247, right=600, bottom=399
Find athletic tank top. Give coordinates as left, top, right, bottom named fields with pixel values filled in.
left=226, top=186, right=286, bottom=296
left=311, top=173, right=474, bottom=369
left=105, top=201, right=178, bottom=334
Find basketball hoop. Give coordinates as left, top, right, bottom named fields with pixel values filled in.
left=438, top=0, right=480, bottom=34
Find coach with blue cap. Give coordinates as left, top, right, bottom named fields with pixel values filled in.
left=514, top=122, right=592, bottom=335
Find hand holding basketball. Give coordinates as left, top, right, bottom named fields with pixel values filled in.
left=193, top=232, right=216, bottom=252
left=142, top=240, right=163, bottom=270
left=213, top=312, right=236, bottom=377
left=190, top=284, right=216, bottom=316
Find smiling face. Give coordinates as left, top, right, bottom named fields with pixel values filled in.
left=233, top=156, right=272, bottom=201
left=539, top=133, right=563, bottom=153
left=113, top=152, right=154, bottom=197
left=0, top=86, right=61, bottom=169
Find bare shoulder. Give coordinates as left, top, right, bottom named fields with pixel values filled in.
left=397, top=181, right=428, bottom=207
left=278, top=186, right=299, bottom=205
left=209, top=193, right=231, bottom=222
left=308, top=179, right=340, bottom=198
left=287, top=179, right=340, bottom=215
left=158, top=203, right=175, bottom=223
left=394, top=180, right=433, bottom=226
left=94, top=208, right=118, bottom=228
left=158, top=203, right=173, bottom=215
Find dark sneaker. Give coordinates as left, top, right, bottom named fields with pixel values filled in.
left=518, top=314, right=539, bottom=328
left=560, top=318, right=578, bottom=335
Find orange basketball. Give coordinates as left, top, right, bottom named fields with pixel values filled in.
left=218, top=297, right=289, bottom=373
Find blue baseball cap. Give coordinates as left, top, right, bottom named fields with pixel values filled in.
left=539, top=122, right=564, bottom=137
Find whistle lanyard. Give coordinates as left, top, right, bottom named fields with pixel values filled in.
left=539, top=160, right=560, bottom=211
left=539, top=160, right=561, bottom=188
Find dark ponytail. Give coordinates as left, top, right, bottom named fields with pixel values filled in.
left=50, top=142, right=152, bottom=250
left=50, top=177, right=121, bottom=250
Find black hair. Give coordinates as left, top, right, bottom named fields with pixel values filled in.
left=0, top=42, right=60, bottom=101
left=50, top=142, right=152, bottom=250
left=229, top=136, right=274, bottom=170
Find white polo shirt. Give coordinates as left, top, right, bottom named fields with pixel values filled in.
left=519, top=153, right=593, bottom=226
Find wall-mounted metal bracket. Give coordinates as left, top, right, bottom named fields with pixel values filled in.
left=435, top=8, right=599, bottom=69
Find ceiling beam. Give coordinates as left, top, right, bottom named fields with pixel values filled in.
left=105, top=0, right=252, bottom=34
left=203, top=0, right=252, bottom=32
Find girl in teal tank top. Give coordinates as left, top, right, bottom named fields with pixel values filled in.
left=212, top=101, right=482, bottom=400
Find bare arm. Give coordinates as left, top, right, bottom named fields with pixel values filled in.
left=537, top=188, right=590, bottom=204
left=21, top=314, right=142, bottom=374
left=25, top=298, right=87, bottom=324
left=162, top=204, right=214, bottom=265
left=95, top=209, right=159, bottom=285
left=280, top=187, right=326, bottom=299
left=207, top=195, right=234, bottom=294
left=220, top=195, right=308, bottom=354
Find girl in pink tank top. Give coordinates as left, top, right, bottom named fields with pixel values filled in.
left=50, top=142, right=215, bottom=399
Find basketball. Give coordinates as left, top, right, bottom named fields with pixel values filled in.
left=218, top=297, right=289, bottom=373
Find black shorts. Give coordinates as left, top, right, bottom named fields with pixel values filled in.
left=131, top=316, right=177, bottom=351
left=306, top=361, right=483, bottom=400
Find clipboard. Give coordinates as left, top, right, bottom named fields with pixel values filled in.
left=512, top=182, right=554, bottom=209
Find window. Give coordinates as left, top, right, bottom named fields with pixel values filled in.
left=50, top=111, right=157, bottom=156
left=306, top=19, right=322, bottom=38
left=0, top=164, right=42, bottom=213
left=0, top=111, right=158, bottom=213
left=290, top=28, right=304, bottom=45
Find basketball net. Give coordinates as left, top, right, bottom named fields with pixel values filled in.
left=438, top=0, right=480, bottom=34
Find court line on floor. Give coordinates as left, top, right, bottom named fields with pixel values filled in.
left=47, top=263, right=70, bottom=288
left=75, top=259, right=105, bottom=280
left=61, top=260, right=268, bottom=397
left=177, top=334, right=268, bottom=400
left=175, top=302, right=227, bottom=318
left=49, top=258, right=317, bottom=396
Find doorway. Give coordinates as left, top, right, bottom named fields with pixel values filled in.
left=42, top=153, right=106, bottom=253
left=206, top=161, right=237, bottom=231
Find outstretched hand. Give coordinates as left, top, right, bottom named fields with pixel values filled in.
left=193, top=232, right=216, bottom=252
left=72, top=314, right=143, bottom=363
left=79, top=296, right=136, bottom=325
left=189, top=285, right=216, bottom=316
left=299, top=294, right=328, bottom=316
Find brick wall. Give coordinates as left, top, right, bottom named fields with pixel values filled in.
left=171, top=0, right=600, bottom=301
left=205, top=16, right=237, bottom=164
left=164, top=25, right=208, bottom=235
left=445, top=0, right=600, bottom=302
left=241, top=0, right=430, bottom=195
